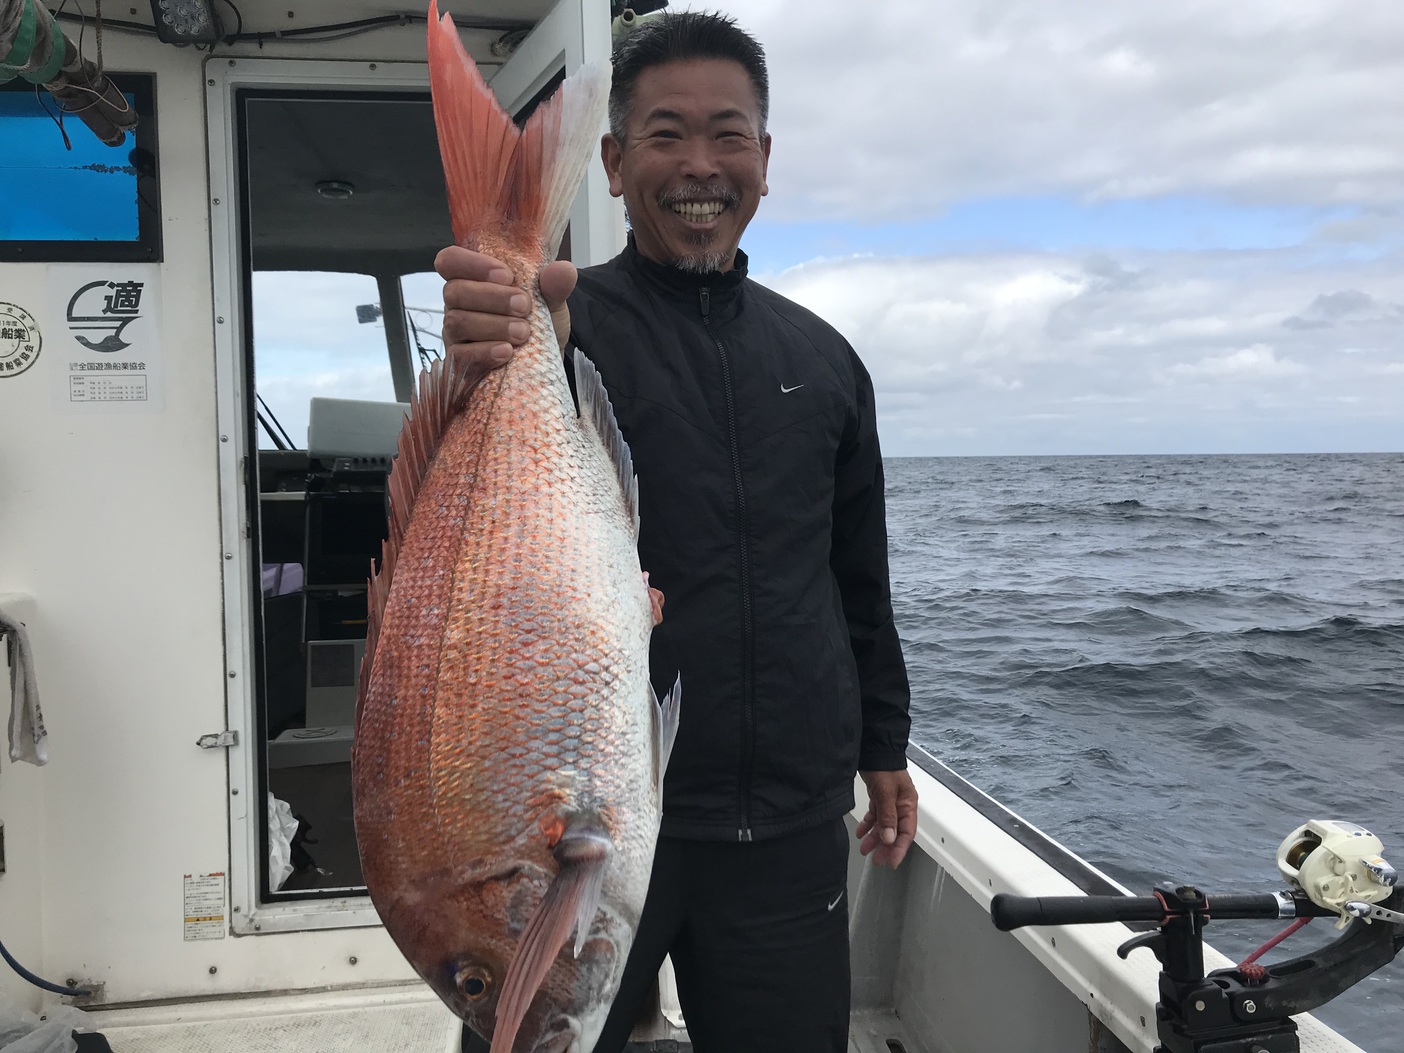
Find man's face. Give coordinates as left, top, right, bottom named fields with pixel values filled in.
left=602, top=58, right=771, bottom=273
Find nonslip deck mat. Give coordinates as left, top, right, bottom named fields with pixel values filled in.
left=89, top=994, right=457, bottom=1053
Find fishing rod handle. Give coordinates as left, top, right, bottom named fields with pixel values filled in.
left=991, top=893, right=1163, bottom=931
left=990, top=892, right=1333, bottom=932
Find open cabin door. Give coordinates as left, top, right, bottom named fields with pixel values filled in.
left=208, top=0, right=616, bottom=936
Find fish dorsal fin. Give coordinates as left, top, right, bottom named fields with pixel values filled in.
left=357, top=351, right=480, bottom=726
left=573, top=348, right=639, bottom=538
left=428, top=0, right=610, bottom=259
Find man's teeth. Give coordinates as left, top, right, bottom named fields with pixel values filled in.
left=672, top=201, right=724, bottom=220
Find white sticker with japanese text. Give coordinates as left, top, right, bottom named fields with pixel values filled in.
left=183, top=872, right=227, bottom=941
left=49, top=264, right=163, bottom=410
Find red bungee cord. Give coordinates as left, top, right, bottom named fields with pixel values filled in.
left=1237, top=917, right=1313, bottom=982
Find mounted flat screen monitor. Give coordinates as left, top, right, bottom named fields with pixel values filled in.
left=0, top=73, right=161, bottom=262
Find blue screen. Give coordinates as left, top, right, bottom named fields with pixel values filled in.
left=0, top=90, right=140, bottom=242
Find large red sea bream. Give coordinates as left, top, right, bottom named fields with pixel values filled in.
left=351, top=6, right=678, bottom=1051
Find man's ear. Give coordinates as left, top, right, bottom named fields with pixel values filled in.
left=601, top=134, right=625, bottom=198
left=761, top=132, right=772, bottom=197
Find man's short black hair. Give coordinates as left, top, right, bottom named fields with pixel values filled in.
left=608, top=11, right=770, bottom=142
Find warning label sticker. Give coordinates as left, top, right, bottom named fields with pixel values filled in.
left=183, top=872, right=227, bottom=941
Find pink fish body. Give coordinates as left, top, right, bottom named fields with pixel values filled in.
left=352, top=7, right=677, bottom=1051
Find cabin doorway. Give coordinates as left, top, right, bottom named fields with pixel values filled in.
left=240, top=86, right=448, bottom=902
left=209, top=0, right=618, bottom=935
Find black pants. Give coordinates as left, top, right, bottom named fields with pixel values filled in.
left=594, top=817, right=852, bottom=1053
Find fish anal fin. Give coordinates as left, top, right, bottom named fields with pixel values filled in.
left=574, top=348, right=640, bottom=537
left=489, top=822, right=611, bottom=1053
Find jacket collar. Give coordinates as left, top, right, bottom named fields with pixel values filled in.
left=621, top=235, right=749, bottom=297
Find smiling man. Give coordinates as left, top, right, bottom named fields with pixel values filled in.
left=438, top=13, right=915, bottom=1052
left=601, top=49, right=768, bottom=274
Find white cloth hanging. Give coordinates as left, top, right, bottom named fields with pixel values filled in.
left=0, top=606, right=47, bottom=766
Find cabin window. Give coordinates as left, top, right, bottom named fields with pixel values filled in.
left=237, top=88, right=451, bottom=900
left=0, top=73, right=161, bottom=262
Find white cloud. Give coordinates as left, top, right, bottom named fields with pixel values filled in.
left=691, top=0, right=1404, bottom=219
left=1282, top=289, right=1404, bottom=329
left=251, top=271, right=400, bottom=446
left=757, top=249, right=1404, bottom=454
left=1165, top=344, right=1305, bottom=379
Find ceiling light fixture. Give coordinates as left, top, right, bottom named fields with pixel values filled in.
left=315, top=180, right=356, bottom=201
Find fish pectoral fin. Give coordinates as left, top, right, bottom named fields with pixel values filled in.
left=560, top=828, right=611, bottom=959
left=489, top=825, right=611, bottom=1053
left=652, top=675, right=682, bottom=783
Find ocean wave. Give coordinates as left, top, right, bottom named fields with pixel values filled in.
left=1067, top=605, right=1195, bottom=635
left=1236, top=615, right=1404, bottom=648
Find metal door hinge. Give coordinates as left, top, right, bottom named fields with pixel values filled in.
left=196, top=730, right=239, bottom=749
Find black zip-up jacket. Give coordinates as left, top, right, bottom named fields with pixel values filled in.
left=568, top=239, right=911, bottom=842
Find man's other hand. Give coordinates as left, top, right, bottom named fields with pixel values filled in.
left=436, top=246, right=576, bottom=369
left=856, top=768, right=918, bottom=868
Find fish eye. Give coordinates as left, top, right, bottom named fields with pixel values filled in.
left=454, top=964, right=493, bottom=1002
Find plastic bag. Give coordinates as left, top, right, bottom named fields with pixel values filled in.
left=0, top=1004, right=89, bottom=1053
left=0, top=1006, right=36, bottom=1051
left=268, top=792, right=299, bottom=891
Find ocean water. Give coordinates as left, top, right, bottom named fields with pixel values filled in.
left=885, top=452, right=1404, bottom=1052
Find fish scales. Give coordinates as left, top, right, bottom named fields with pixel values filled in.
left=356, top=269, right=658, bottom=1046
left=363, top=274, right=654, bottom=865
left=426, top=270, right=655, bottom=859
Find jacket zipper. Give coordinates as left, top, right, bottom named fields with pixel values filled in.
left=699, top=286, right=755, bottom=843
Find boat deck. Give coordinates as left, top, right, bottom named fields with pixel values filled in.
left=75, top=761, right=1371, bottom=1053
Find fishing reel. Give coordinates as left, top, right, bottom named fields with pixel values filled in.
left=991, top=820, right=1404, bottom=1053
left=1277, top=819, right=1399, bottom=928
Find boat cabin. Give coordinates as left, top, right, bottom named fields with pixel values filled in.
left=0, top=2, right=1381, bottom=1051
left=1, top=0, right=620, bottom=1029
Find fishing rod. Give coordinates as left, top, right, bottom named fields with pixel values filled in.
left=991, top=820, right=1404, bottom=1053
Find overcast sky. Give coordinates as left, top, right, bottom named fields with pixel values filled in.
left=705, top=0, right=1404, bottom=455
left=256, top=0, right=1404, bottom=457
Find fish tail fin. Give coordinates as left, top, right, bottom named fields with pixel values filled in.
left=520, top=62, right=612, bottom=259
left=428, top=0, right=610, bottom=258
left=490, top=824, right=611, bottom=1053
